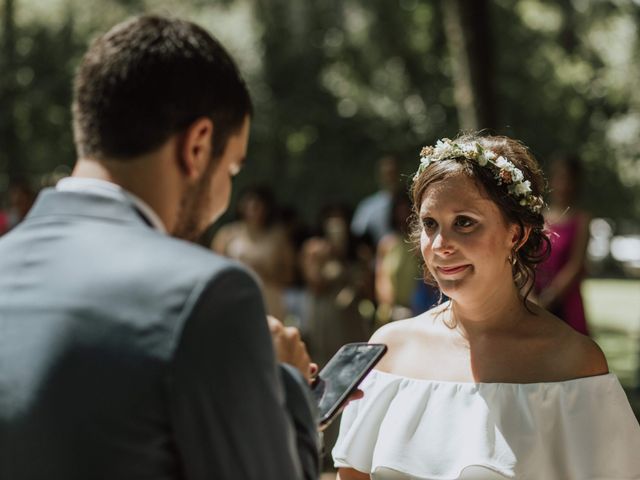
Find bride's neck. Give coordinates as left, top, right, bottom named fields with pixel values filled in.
left=449, top=285, right=527, bottom=338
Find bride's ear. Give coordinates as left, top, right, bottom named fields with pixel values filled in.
left=510, top=224, right=532, bottom=252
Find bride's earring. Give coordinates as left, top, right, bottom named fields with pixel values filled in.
left=508, top=248, right=518, bottom=267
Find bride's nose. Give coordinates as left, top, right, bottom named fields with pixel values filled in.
left=431, top=230, right=455, bottom=255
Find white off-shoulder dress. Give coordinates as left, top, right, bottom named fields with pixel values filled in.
left=333, top=370, right=640, bottom=480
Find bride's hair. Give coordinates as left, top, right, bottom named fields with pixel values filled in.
left=409, top=133, right=551, bottom=304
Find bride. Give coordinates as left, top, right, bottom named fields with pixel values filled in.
left=333, top=134, right=640, bottom=480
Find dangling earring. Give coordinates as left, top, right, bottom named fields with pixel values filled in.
left=510, top=233, right=522, bottom=268
left=509, top=247, right=519, bottom=271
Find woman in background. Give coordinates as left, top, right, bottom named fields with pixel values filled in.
left=535, top=154, right=591, bottom=335
left=374, top=192, right=421, bottom=324
left=300, top=204, right=372, bottom=367
left=212, top=185, right=295, bottom=320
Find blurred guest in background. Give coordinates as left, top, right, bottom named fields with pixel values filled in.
left=535, top=153, right=591, bottom=335
left=351, top=156, right=401, bottom=247
left=411, top=280, right=446, bottom=316
left=300, top=203, right=373, bottom=471
left=280, top=203, right=313, bottom=256
left=0, top=178, right=36, bottom=235
left=301, top=204, right=372, bottom=368
left=374, top=191, right=420, bottom=324
left=212, top=185, right=296, bottom=319
left=279, top=204, right=314, bottom=330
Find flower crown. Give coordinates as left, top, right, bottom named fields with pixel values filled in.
left=413, top=138, right=544, bottom=214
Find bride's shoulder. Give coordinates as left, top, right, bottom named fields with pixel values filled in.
left=535, top=309, right=609, bottom=379
left=368, top=317, right=410, bottom=348
left=562, top=327, right=609, bottom=378
left=371, top=304, right=448, bottom=342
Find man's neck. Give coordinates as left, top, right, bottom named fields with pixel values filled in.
left=72, top=149, right=181, bottom=234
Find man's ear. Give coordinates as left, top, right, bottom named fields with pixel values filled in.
left=178, top=117, right=214, bottom=181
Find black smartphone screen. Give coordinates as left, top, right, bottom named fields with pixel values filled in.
left=311, top=342, right=387, bottom=426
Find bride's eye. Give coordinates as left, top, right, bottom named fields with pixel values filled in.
left=422, top=217, right=437, bottom=231
left=454, top=216, right=476, bottom=228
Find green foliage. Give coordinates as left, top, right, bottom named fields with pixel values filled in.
left=1, top=0, right=639, bottom=222
left=491, top=0, right=640, bottom=218
left=0, top=0, right=86, bottom=189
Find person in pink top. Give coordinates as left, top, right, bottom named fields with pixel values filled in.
left=535, top=154, right=591, bottom=335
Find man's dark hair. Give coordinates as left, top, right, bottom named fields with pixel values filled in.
left=72, top=15, right=252, bottom=161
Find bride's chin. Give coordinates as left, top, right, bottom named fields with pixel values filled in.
left=436, top=278, right=468, bottom=298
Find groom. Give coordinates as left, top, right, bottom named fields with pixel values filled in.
left=0, top=15, right=319, bottom=480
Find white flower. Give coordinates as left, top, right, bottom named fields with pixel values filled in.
left=419, top=157, right=432, bottom=168
left=495, top=156, right=510, bottom=169
left=461, top=144, right=475, bottom=153
left=433, top=139, right=450, bottom=157
left=512, top=168, right=524, bottom=183
left=461, top=144, right=479, bottom=159
left=505, top=162, right=518, bottom=174
left=484, top=150, right=497, bottom=161
left=477, top=154, right=488, bottom=166
left=513, top=180, right=532, bottom=196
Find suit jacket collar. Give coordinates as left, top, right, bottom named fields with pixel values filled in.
left=26, top=188, right=157, bottom=231
left=56, top=178, right=166, bottom=233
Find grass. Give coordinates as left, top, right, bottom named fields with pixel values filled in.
left=583, top=278, right=640, bottom=388
left=583, top=279, right=640, bottom=333
left=583, top=278, right=640, bottom=421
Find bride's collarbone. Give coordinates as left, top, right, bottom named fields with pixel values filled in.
left=385, top=322, right=574, bottom=384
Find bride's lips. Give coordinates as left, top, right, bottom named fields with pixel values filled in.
left=436, top=264, right=470, bottom=275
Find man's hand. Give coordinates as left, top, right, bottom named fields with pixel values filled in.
left=267, top=316, right=314, bottom=382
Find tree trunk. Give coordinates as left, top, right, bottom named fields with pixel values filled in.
left=441, top=0, right=495, bottom=131
left=0, top=0, right=24, bottom=181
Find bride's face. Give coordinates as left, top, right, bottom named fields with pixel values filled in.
left=418, top=174, right=518, bottom=301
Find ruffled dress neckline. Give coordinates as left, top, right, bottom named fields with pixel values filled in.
left=371, top=368, right=616, bottom=386
left=333, top=369, right=640, bottom=480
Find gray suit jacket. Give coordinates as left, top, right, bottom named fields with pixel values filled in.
left=0, top=189, right=319, bottom=479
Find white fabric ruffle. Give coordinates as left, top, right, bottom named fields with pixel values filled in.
left=333, top=370, right=640, bottom=480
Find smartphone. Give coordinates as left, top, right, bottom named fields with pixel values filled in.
left=311, top=342, right=387, bottom=426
